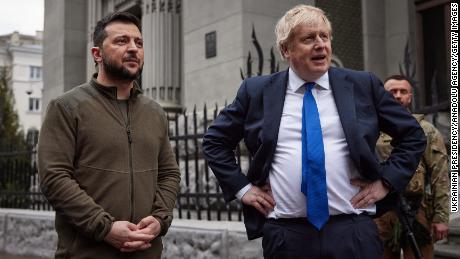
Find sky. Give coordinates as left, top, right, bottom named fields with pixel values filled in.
left=0, top=0, right=44, bottom=36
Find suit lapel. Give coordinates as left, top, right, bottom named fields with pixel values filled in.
left=328, top=68, right=361, bottom=170
left=260, top=70, right=288, bottom=178
left=263, top=70, right=288, bottom=145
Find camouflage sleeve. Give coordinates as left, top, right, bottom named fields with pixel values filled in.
left=422, top=121, right=449, bottom=224
left=376, top=133, right=393, bottom=161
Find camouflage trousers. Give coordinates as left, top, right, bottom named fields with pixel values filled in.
left=374, top=210, right=434, bottom=259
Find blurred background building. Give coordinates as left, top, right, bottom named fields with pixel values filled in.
left=42, top=0, right=450, bottom=139
left=0, top=31, right=43, bottom=134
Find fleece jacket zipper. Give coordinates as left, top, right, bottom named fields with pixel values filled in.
left=127, top=101, right=134, bottom=222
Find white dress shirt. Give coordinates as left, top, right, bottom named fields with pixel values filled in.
left=237, top=68, right=375, bottom=218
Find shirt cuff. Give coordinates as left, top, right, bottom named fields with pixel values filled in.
left=235, top=183, right=253, bottom=200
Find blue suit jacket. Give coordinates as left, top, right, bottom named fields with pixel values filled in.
left=202, top=67, right=427, bottom=239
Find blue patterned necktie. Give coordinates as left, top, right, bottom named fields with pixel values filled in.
left=301, top=82, right=329, bottom=230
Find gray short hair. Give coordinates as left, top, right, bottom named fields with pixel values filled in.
left=275, top=5, right=332, bottom=59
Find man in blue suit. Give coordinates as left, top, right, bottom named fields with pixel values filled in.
left=202, top=5, right=426, bottom=259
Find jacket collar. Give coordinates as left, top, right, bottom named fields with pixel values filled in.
left=90, top=73, right=143, bottom=100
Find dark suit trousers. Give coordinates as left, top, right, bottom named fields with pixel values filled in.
left=262, top=214, right=383, bottom=259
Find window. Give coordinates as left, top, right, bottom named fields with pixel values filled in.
left=420, top=5, right=447, bottom=105
left=416, top=1, right=450, bottom=107
left=205, top=31, right=217, bottom=59
left=168, top=87, right=173, bottom=100
left=28, top=97, right=40, bottom=112
left=160, top=87, right=165, bottom=100
left=30, top=66, right=41, bottom=80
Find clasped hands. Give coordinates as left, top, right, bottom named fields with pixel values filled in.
left=104, top=215, right=160, bottom=252
left=241, top=179, right=390, bottom=215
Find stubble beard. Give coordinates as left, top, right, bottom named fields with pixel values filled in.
left=101, top=52, right=143, bottom=82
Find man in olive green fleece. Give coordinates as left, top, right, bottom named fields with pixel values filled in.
left=38, top=12, right=180, bottom=258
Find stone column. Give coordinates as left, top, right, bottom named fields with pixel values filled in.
left=42, top=0, right=88, bottom=114
left=142, top=0, right=182, bottom=112
left=86, top=0, right=104, bottom=79
left=361, top=0, right=387, bottom=79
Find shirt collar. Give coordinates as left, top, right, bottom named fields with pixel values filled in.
left=288, top=68, right=330, bottom=93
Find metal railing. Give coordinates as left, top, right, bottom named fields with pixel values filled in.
left=0, top=147, right=52, bottom=210
left=0, top=105, right=249, bottom=221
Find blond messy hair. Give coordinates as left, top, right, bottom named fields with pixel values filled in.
left=275, top=5, right=332, bottom=60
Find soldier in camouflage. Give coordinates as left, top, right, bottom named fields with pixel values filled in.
left=375, top=75, right=449, bottom=259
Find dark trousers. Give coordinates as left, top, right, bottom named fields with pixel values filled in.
left=262, top=214, right=383, bottom=259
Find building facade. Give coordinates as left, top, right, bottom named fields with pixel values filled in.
left=0, top=31, right=43, bottom=134
left=43, top=0, right=450, bottom=131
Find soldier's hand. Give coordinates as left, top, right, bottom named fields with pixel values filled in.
left=104, top=221, right=153, bottom=252
left=350, top=179, right=389, bottom=209
left=241, top=184, right=275, bottom=216
left=121, top=216, right=161, bottom=252
left=432, top=223, right=449, bottom=241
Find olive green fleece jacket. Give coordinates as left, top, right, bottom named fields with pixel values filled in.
left=38, top=77, right=180, bottom=259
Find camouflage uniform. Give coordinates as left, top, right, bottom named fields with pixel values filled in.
left=374, top=114, right=449, bottom=259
